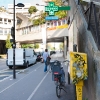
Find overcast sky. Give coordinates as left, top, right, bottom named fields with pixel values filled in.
left=0, top=0, right=45, bottom=10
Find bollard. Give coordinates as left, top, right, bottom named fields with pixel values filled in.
left=76, top=80, right=83, bottom=100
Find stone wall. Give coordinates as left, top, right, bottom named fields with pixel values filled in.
left=68, top=0, right=100, bottom=100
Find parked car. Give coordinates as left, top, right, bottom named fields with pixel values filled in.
left=50, top=51, right=56, bottom=55
left=35, top=52, right=42, bottom=62
left=6, top=48, right=37, bottom=69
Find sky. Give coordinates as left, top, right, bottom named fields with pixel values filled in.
left=0, top=0, right=45, bottom=10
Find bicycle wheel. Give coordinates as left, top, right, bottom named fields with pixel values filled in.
left=56, top=85, right=61, bottom=98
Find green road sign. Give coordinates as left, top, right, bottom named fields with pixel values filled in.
left=59, top=6, right=70, bottom=10
left=45, top=2, right=70, bottom=16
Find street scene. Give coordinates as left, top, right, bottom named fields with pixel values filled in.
left=0, top=0, right=100, bottom=100
left=0, top=52, right=75, bottom=100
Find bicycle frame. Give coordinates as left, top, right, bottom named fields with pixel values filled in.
left=51, top=60, right=69, bottom=98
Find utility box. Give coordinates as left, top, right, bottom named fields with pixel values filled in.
left=70, top=52, right=87, bottom=84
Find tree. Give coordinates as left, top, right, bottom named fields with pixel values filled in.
left=21, top=44, right=34, bottom=48
left=5, top=34, right=12, bottom=49
left=0, top=6, right=6, bottom=12
left=34, top=43, right=39, bottom=49
left=28, top=6, right=38, bottom=14
left=52, top=0, right=63, bottom=6
left=59, top=43, right=63, bottom=50
left=32, top=12, right=46, bottom=25
left=53, top=0, right=67, bottom=19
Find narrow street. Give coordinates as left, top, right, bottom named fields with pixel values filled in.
left=0, top=52, right=75, bottom=100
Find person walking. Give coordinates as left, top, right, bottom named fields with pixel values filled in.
left=42, top=49, right=50, bottom=72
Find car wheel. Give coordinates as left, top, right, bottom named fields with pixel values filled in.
left=9, top=66, right=12, bottom=69
left=35, top=60, right=37, bottom=64
left=26, top=62, right=29, bottom=68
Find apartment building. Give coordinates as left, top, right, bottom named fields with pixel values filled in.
left=8, top=3, right=31, bottom=16
left=0, top=12, right=13, bottom=54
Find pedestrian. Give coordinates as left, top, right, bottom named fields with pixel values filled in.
left=42, top=49, right=50, bottom=72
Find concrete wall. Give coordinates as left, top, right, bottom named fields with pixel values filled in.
left=68, top=0, right=100, bottom=100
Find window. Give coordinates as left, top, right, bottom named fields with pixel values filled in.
left=8, top=20, right=11, bottom=22
left=4, top=19, right=7, bottom=24
left=0, top=28, right=3, bottom=35
left=4, top=19, right=7, bottom=21
left=0, top=18, right=2, bottom=24
left=58, top=20, right=61, bottom=25
left=0, top=18, right=2, bottom=21
left=62, top=19, right=65, bottom=25
left=54, top=21, right=57, bottom=26
left=9, top=29, right=11, bottom=33
left=4, top=29, right=7, bottom=34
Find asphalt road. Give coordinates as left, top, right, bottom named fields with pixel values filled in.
left=0, top=59, right=7, bottom=70
left=0, top=52, right=75, bottom=100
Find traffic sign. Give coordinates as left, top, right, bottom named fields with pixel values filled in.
left=45, top=2, right=70, bottom=16
left=45, top=2, right=58, bottom=16
left=45, top=16, right=58, bottom=20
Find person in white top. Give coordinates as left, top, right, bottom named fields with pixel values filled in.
left=42, top=49, right=49, bottom=72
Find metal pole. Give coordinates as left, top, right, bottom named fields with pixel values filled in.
left=46, top=22, right=47, bottom=49
left=13, top=0, right=16, bottom=79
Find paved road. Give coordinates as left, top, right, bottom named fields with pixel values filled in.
left=0, top=59, right=7, bottom=70
left=0, top=52, right=75, bottom=100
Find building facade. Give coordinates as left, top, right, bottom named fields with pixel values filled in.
left=8, top=3, right=31, bottom=16
left=0, top=12, right=13, bottom=54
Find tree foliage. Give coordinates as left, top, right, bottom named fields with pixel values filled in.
left=53, top=0, right=67, bottom=18
left=5, top=34, right=12, bottom=49
left=28, top=6, right=38, bottom=14
left=34, top=43, right=39, bottom=49
left=59, top=43, right=63, bottom=50
left=30, top=0, right=67, bottom=26
left=0, top=7, right=6, bottom=12
left=32, top=12, right=46, bottom=25
left=21, top=44, right=34, bottom=48
left=52, top=0, right=63, bottom=6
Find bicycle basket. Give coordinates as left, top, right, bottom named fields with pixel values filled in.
left=51, top=60, right=61, bottom=75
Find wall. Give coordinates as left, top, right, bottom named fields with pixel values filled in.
left=68, top=0, right=100, bottom=100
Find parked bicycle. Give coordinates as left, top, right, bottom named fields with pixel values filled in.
left=50, top=60, right=70, bottom=98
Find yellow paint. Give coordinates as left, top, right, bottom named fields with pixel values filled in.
left=70, top=51, right=87, bottom=84
left=76, top=81, right=83, bottom=100
left=56, top=24, right=68, bottom=28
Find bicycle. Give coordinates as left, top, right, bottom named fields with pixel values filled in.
left=50, top=60, right=70, bottom=98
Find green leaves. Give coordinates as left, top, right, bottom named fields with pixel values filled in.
left=21, top=44, right=34, bottom=48
left=55, top=11, right=67, bottom=18
left=34, top=43, right=39, bottom=49
left=29, top=0, right=67, bottom=26
left=32, top=12, right=46, bottom=25
left=28, top=6, right=38, bottom=14
left=5, top=34, right=12, bottom=49
left=21, top=43, right=39, bottom=49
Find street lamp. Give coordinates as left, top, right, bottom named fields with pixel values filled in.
left=13, top=0, right=24, bottom=79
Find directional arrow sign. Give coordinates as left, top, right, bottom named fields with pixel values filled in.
left=45, top=16, right=58, bottom=20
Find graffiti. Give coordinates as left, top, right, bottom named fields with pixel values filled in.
left=70, top=52, right=88, bottom=84
left=73, top=54, right=86, bottom=68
